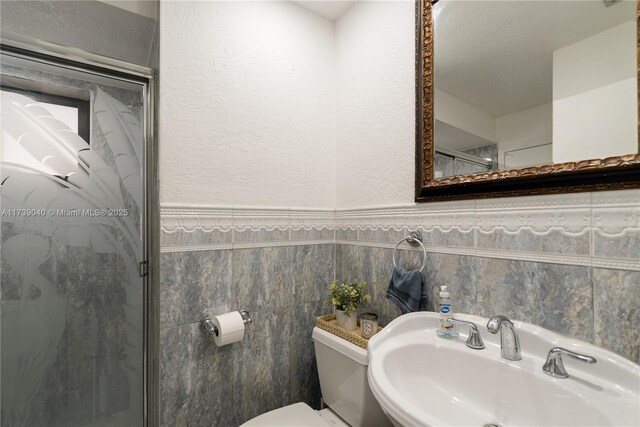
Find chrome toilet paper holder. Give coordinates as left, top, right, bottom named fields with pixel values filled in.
left=201, top=310, right=252, bottom=337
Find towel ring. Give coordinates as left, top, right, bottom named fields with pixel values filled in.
left=393, top=231, right=428, bottom=273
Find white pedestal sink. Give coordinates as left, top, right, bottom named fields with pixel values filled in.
left=367, top=312, right=640, bottom=427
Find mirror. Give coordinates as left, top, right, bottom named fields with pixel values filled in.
left=416, top=0, right=640, bottom=201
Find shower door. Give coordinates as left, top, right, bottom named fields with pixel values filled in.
left=1, top=45, right=153, bottom=427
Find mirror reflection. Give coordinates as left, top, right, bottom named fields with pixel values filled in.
left=433, top=0, right=638, bottom=179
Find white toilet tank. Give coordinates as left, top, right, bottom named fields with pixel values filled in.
left=312, top=327, right=391, bottom=427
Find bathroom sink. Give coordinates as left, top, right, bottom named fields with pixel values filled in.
left=367, top=312, right=640, bottom=427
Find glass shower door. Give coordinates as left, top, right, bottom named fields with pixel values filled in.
left=1, top=49, right=147, bottom=427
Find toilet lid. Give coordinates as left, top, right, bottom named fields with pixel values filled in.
left=240, top=402, right=330, bottom=427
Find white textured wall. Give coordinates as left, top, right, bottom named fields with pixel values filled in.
left=553, top=20, right=637, bottom=163
left=160, top=0, right=415, bottom=209
left=496, top=103, right=552, bottom=167
left=435, top=89, right=496, bottom=142
left=160, top=1, right=637, bottom=211
left=334, top=0, right=416, bottom=208
left=160, top=1, right=336, bottom=208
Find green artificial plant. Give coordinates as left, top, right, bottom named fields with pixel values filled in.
left=328, top=280, right=371, bottom=316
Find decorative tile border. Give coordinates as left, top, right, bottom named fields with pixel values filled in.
left=161, top=205, right=335, bottom=233
left=160, top=190, right=640, bottom=271
left=160, top=239, right=336, bottom=253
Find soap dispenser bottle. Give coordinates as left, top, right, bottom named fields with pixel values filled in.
left=437, top=285, right=459, bottom=339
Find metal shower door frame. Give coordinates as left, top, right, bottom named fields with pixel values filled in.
left=0, top=33, right=160, bottom=427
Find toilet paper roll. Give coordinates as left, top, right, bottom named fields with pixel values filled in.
left=212, top=311, right=246, bottom=346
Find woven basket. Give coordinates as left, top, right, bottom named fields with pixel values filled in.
left=315, top=313, right=383, bottom=350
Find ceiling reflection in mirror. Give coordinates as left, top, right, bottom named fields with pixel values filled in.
left=432, top=0, right=638, bottom=179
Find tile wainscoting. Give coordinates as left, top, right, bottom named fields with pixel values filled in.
left=160, top=190, right=639, bottom=426
left=160, top=244, right=332, bottom=426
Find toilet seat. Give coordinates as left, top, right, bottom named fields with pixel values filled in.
left=240, top=402, right=330, bottom=427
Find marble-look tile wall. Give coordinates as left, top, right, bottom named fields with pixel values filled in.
left=160, top=230, right=334, bottom=426
left=336, top=244, right=638, bottom=364
left=160, top=190, right=639, bottom=425
left=333, top=191, right=640, bottom=364
left=336, top=245, right=598, bottom=343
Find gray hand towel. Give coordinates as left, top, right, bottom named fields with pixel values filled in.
left=385, top=266, right=426, bottom=314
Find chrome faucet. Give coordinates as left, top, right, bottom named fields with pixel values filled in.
left=486, top=315, right=521, bottom=361
left=543, top=347, right=596, bottom=378
left=445, top=318, right=485, bottom=350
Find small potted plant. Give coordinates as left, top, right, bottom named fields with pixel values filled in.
left=328, top=280, right=371, bottom=330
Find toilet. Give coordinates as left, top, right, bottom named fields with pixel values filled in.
left=241, top=327, right=391, bottom=427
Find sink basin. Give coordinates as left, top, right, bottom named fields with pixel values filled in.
left=367, top=312, right=640, bottom=427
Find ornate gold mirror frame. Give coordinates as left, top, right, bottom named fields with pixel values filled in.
left=415, top=0, right=640, bottom=202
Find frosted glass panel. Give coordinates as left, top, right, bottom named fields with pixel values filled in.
left=1, top=52, right=145, bottom=427
left=4, top=94, right=80, bottom=133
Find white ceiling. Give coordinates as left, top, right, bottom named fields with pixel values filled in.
left=435, top=120, right=494, bottom=151
left=292, top=0, right=356, bottom=20
left=98, top=0, right=158, bottom=20
left=434, top=0, right=636, bottom=117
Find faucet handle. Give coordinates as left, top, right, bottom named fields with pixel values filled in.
left=446, top=318, right=485, bottom=350
left=486, top=315, right=522, bottom=361
left=543, top=347, right=597, bottom=379
left=486, top=315, right=512, bottom=334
